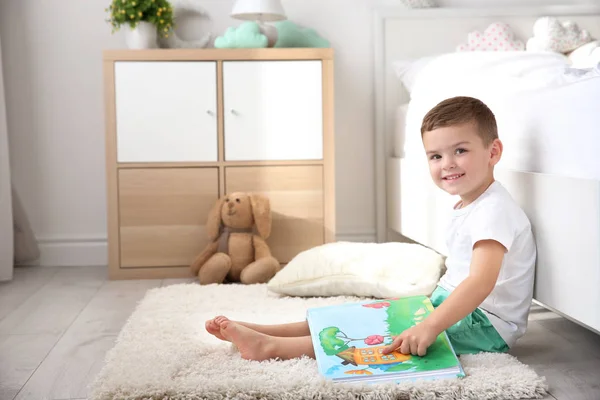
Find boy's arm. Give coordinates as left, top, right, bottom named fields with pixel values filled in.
left=382, top=239, right=505, bottom=356
left=424, top=239, right=505, bottom=333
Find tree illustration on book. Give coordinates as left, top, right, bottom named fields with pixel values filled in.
left=319, top=327, right=390, bottom=354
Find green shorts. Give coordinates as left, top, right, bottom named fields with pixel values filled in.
left=430, top=286, right=510, bottom=355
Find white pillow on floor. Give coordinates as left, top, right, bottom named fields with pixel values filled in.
left=267, top=241, right=445, bottom=299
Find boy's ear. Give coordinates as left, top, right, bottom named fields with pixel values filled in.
left=490, top=138, right=503, bottom=165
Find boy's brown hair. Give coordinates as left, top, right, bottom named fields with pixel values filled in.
left=420, top=96, right=498, bottom=146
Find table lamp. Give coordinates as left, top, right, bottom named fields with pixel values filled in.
left=231, top=0, right=287, bottom=47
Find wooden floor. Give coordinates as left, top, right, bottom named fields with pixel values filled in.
left=1, top=266, right=599, bottom=400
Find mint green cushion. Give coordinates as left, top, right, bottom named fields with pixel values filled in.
left=274, top=21, right=330, bottom=48
left=214, top=21, right=268, bottom=49
left=214, top=21, right=329, bottom=49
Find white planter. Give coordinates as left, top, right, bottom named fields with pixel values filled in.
left=125, top=21, right=158, bottom=49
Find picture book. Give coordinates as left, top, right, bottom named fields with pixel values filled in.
left=306, top=295, right=465, bottom=384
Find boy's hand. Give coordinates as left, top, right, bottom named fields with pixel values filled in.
left=381, top=322, right=439, bottom=356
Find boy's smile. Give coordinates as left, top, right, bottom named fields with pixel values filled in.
left=442, top=173, right=465, bottom=181
left=422, top=122, right=502, bottom=207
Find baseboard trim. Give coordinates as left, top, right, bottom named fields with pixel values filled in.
left=30, top=236, right=108, bottom=267
left=29, top=230, right=378, bottom=267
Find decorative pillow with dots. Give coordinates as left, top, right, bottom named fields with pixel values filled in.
left=526, top=17, right=593, bottom=54
left=456, top=22, right=525, bottom=52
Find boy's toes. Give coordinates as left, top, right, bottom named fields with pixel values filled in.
left=205, top=317, right=229, bottom=341
left=205, top=319, right=217, bottom=333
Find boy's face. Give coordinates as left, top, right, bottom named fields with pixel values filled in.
left=422, top=122, right=502, bottom=201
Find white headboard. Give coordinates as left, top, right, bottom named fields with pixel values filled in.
left=373, top=5, right=600, bottom=242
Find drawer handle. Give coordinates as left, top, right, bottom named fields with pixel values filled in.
left=230, top=109, right=239, bottom=116
left=206, top=110, right=215, bottom=116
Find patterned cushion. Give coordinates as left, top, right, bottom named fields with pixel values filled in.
left=457, top=22, right=525, bottom=52
left=526, top=17, right=593, bottom=53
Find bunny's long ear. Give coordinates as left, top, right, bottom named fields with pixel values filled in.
left=206, top=197, right=225, bottom=241
left=250, top=193, right=272, bottom=239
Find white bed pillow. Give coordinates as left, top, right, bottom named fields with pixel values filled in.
left=266, top=242, right=445, bottom=299
left=408, top=51, right=571, bottom=101
left=568, top=40, right=600, bottom=69
left=392, top=56, right=437, bottom=93
left=392, top=51, right=568, bottom=96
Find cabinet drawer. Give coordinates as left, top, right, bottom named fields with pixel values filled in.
left=225, top=166, right=323, bottom=263
left=118, top=168, right=218, bottom=268
left=115, top=61, right=218, bottom=163
left=223, top=61, right=323, bottom=161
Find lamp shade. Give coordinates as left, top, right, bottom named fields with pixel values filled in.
left=231, top=0, right=286, bottom=22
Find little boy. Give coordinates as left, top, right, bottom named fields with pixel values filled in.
left=205, top=96, right=537, bottom=360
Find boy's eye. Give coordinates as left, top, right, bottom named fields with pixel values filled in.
left=429, top=154, right=441, bottom=160
left=455, top=148, right=467, bottom=155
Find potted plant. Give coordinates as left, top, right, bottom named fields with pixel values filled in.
left=106, top=0, right=175, bottom=49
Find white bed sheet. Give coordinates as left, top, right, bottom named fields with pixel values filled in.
left=398, top=75, right=600, bottom=181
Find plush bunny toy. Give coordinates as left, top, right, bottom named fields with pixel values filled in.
left=190, top=192, right=281, bottom=285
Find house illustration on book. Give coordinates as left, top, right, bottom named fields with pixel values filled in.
left=336, top=345, right=411, bottom=366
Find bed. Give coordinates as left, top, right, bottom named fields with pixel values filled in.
left=373, top=5, right=600, bottom=334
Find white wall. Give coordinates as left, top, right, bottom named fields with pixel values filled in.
left=0, top=0, right=595, bottom=266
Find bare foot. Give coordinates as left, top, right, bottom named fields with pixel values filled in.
left=220, top=321, right=276, bottom=361
left=205, top=316, right=230, bottom=341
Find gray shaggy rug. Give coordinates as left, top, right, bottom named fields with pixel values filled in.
left=89, top=284, right=548, bottom=400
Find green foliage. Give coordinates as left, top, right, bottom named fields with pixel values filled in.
left=386, top=296, right=432, bottom=336
left=106, top=0, right=175, bottom=38
left=318, top=327, right=349, bottom=356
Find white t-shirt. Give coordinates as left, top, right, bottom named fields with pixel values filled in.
left=438, top=180, right=537, bottom=348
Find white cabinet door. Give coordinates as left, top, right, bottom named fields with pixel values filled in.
left=223, top=61, right=323, bottom=161
left=115, top=61, right=217, bottom=162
